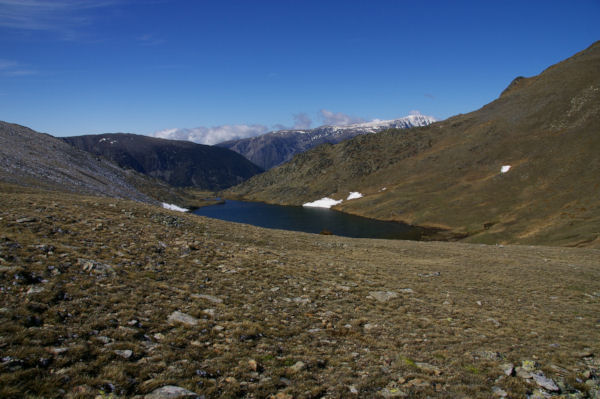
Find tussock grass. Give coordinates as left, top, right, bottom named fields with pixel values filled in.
left=0, top=184, right=599, bottom=398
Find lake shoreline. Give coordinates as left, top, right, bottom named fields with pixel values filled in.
left=194, top=199, right=448, bottom=241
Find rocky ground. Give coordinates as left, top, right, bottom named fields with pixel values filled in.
left=1, top=184, right=599, bottom=398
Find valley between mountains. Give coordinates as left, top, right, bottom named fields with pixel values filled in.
left=0, top=41, right=599, bottom=399
left=226, top=41, right=600, bottom=249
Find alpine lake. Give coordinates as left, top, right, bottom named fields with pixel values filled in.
left=193, top=199, right=430, bottom=240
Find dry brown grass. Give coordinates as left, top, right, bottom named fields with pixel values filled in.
left=0, top=184, right=598, bottom=398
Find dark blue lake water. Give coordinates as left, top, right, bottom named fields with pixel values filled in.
left=193, top=200, right=426, bottom=240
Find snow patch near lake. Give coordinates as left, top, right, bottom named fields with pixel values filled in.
left=501, top=165, right=511, bottom=173
left=347, top=192, right=363, bottom=200
left=162, top=203, right=188, bottom=212
left=303, top=197, right=343, bottom=208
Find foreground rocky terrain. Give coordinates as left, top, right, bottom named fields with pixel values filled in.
left=1, top=184, right=598, bottom=398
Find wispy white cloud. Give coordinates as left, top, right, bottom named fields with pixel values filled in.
left=292, top=112, right=312, bottom=129
left=137, top=33, right=165, bottom=46
left=153, top=124, right=270, bottom=145
left=272, top=113, right=313, bottom=131
left=319, top=109, right=365, bottom=126
left=0, top=0, right=118, bottom=38
left=0, top=59, right=36, bottom=77
left=0, top=60, right=17, bottom=69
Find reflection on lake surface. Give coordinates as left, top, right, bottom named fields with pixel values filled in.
left=193, top=200, right=426, bottom=240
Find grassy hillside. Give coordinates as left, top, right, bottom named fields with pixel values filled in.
left=1, top=184, right=598, bottom=398
left=226, top=41, right=600, bottom=247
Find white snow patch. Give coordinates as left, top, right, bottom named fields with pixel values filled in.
left=162, top=203, right=188, bottom=212
left=99, top=138, right=117, bottom=144
left=347, top=191, right=363, bottom=200
left=380, top=187, right=387, bottom=191
left=303, top=197, right=343, bottom=208
left=501, top=165, right=511, bottom=173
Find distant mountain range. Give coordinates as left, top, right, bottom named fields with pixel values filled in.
left=62, top=133, right=263, bottom=190
left=226, top=41, right=600, bottom=247
left=217, top=114, right=436, bottom=170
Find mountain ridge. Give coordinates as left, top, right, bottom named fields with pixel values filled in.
left=217, top=114, right=436, bottom=170
left=63, top=133, right=263, bottom=190
left=0, top=121, right=166, bottom=203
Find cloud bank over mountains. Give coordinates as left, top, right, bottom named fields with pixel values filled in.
left=319, top=109, right=365, bottom=126
left=153, top=124, right=270, bottom=146
left=153, top=109, right=420, bottom=145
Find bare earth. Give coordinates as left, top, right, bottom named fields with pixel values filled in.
left=1, top=185, right=598, bottom=398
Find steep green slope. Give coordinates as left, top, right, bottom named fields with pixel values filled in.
left=226, top=41, right=600, bottom=247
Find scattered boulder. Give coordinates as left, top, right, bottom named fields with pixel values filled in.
left=167, top=311, right=198, bottom=326
left=521, top=359, right=537, bottom=372
left=500, top=363, right=514, bottom=376
left=78, top=258, right=115, bottom=276
left=292, top=296, right=310, bottom=305
left=288, top=361, right=306, bottom=373
left=145, top=385, right=203, bottom=399
left=415, top=362, right=442, bottom=375
left=472, top=350, right=503, bottom=361
left=532, top=372, right=559, bottom=392
left=16, top=217, right=36, bottom=223
left=114, top=349, right=133, bottom=359
left=248, top=359, right=262, bottom=372
left=369, top=291, right=398, bottom=302
left=417, top=272, right=440, bottom=278
left=26, top=286, right=45, bottom=295
left=379, top=387, right=408, bottom=397
left=576, top=348, right=594, bottom=358
left=191, top=294, right=223, bottom=304
left=49, top=347, right=68, bottom=355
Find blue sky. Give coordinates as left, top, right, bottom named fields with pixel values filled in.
left=1, top=0, right=599, bottom=143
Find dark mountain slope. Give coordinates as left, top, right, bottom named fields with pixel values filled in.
left=0, top=121, right=175, bottom=203
left=63, top=133, right=263, bottom=190
left=226, top=41, right=600, bottom=247
left=217, top=114, right=436, bottom=170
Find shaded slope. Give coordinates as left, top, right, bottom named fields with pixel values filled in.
left=217, top=114, right=436, bottom=170
left=0, top=121, right=170, bottom=203
left=226, top=41, right=600, bottom=247
left=63, top=133, right=263, bottom=190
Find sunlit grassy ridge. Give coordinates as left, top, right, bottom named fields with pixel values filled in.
left=226, top=42, right=600, bottom=248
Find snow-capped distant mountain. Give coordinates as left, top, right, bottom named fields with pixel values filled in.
left=217, top=114, right=437, bottom=170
